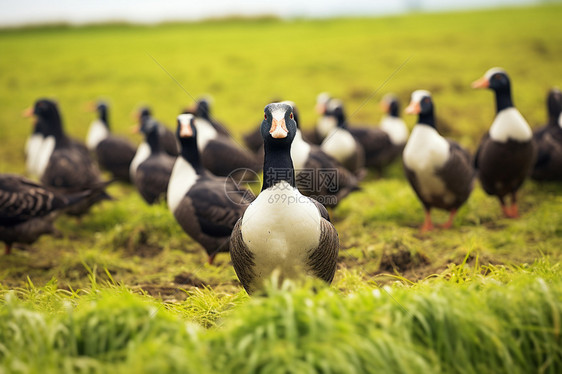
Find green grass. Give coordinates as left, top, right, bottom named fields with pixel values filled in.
left=1, top=4, right=562, bottom=373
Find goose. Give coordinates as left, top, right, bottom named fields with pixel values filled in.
left=0, top=174, right=103, bottom=254
left=378, top=93, right=409, bottom=158
left=24, top=115, right=46, bottom=178
left=230, top=102, right=339, bottom=295
left=288, top=102, right=361, bottom=208
left=472, top=68, right=536, bottom=218
left=86, top=101, right=136, bottom=182
left=133, top=118, right=176, bottom=205
left=531, top=88, right=562, bottom=181
left=320, top=99, right=366, bottom=176
left=403, top=90, right=475, bottom=232
left=168, top=114, right=254, bottom=264
left=309, top=92, right=334, bottom=145
left=26, top=99, right=111, bottom=216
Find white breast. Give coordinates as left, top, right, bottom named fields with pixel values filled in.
left=25, top=134, right=44, bottom=177
left=489, top=107, right=532, bottom=143
left=321, top=127, right=357, bottom=163
left=86, top=120, right=109, bottom=150
left=403, top=125, right=452, bottom=203
left=241, top=180, right=321, bottom=284
left=129, top=142, right=151, bottom=180
left=194, top=118, right=218, bottom=151
left=380, top=115, right=409, bottom=145
left=167, top=157, right=198, bottom=213
left=290, top=130, right=311, bottom=170
left=36, top=136, right=56, bottom=179
left=316, top=116, right=337, bottom=139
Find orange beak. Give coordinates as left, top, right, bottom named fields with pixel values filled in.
left=22, top=107, right=33, bottom=118
left=85, top=101, right=97, bottom=112
left=472, top=76, right=489, bottom=89
left=315, top=103, right=326, bottom=115
left=405, top=101, right=420, bottom=115
left=179, top=122, right=193, bottom=138
left=131, top=125, right=140, bottom=134
left=270, top=118, right=288, bottom=139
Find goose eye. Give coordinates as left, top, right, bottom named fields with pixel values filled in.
left=289, top=113, right=293, bottom=119
left=264, top=113, right=268, bottom=120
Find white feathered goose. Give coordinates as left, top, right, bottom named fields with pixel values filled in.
left=86, top=101, right=136, bottom=182
left=26, top=99, right=111, bottom=216
left=403, top=90, right=475, bottom=232
left=230, top=102, right=339, bottom=295
left=0, top=174, right=101, bottom=254
left=472, top=68, right=536, bottom=218
left=168, top=114, right=254, bottom=264
left=531, top=88, right=562, bottom=181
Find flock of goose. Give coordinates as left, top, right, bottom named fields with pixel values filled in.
left=1, top=67, right=561, bottom=293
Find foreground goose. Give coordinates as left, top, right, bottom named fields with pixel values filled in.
left=26, top=99, right=111, bottom=216
left=168, top=114, right=254, bottom=264
left=0, top=174, right=101, bottom=254
left=403, top=90, right=475, bottom=232
left=86, top=101, right=136, bottom=182
left=320, top=99, right=366, bottom=175
left=230, top=102, right=339, bottom=295
left=133, top=118, right=176, bottom=204
left=472, top=68, right=536, bottom=218
left=531, top=88, right=562, bottom=181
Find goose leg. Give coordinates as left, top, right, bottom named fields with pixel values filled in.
left=499, top=196, right=511, bottom=217
left=508, top=192, right=519, bottom=218
left=441, top=209, right=457, bottom=229
left=421, top=210, right=434, bottom=233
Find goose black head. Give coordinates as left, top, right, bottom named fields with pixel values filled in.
left=31, top=98, right=65, bottom=139
left=176, top=113, right=197, bottom=141
left=326, top=99, right=346, bottom=128
left=140, top=117, right=159, bottom=136
left=33, top=99, right=60, bottom=121
left=280, top=100, right=301, bottom=128
left=96, top=101, right=109, bottom=126
left=261, top=102, right=297, bottom=147
left=472, top=67, right=511, bottom=94
left=381, top=94, right=400, bottom=117
left=138, top=106, right=152, bottom=120
left=405, top=90, right=435, bottom=127
left=194, top=97, right=212, bottom=119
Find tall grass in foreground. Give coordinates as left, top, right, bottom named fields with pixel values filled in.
left=1, top=260, right=560, bottom=373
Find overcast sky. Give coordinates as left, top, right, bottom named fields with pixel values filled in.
left=0, top=0, right=545, bottom=27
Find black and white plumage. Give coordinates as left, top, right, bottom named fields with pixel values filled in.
left=320, top=99, right=366, bottom=175
left=403, top=90, right=475, bottom=232
left=230, top=102, right=339, bottom=295
left=132, top=118, right=176, bottom=205
left=472, top=68, right=536, bottom=218
left=28, top=99, right=111, bottom=216
left=167, top=114, right=254, bottom=264
left=531, top=88, right=562, bottom=181
left=86, top=101, right=136, bottom=182
left=136, top=107, right=179, bottom=157
left=0, top=174, right=102, bottom=254
left=24, top=115, right=46, bottom=178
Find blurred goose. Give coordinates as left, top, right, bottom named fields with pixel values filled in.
left=136, top=107, right=179, bottom=157
left=86, top=101, right=136, bottom=182
left=531, top=88, right=562, bottom=181
left=289, top=101, right=361, bottom=208
left=403, top=90, right=475, bottom=232
left=133, top=118, right=176, bottom=204
left=0, top=174, right=102, bottom=254
left=378, top=93, right=409, bottom=158
left=320, top=99, right=366, bottom=175
left=310, top=92, right=334, bottom=144
left=230, top=103, right=339, bottom=294
left=25, top=99, right=111, bottom=216
left=168, top=114, right=254, bottom=264
left=24, top=116, right=46, bottom=178
left=472, top=68, right=536, bottom=218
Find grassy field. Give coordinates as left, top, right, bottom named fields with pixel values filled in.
left=1, top=4, right=562, bottom=373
